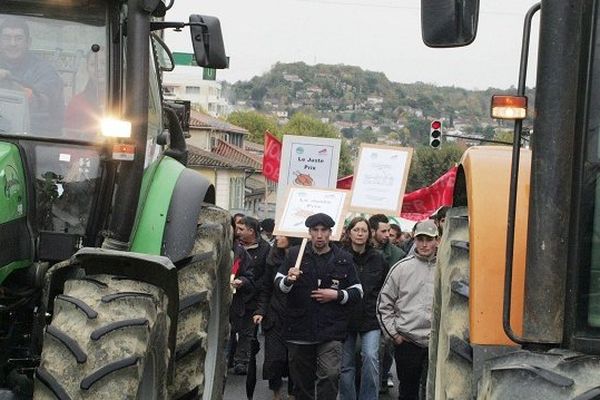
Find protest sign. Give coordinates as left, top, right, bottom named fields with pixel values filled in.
left=349, top=144, right=413, bottom=214
left=276, top=135, right=341, bottom=219
left=274, top=187, right=349, bottom=240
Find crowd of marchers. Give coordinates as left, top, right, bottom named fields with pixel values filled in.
left=227, top=206, right=449, bottom=400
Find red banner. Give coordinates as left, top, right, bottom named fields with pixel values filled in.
left=336, top=165, right=458, bottom=221
left=337, top=175, right=353, bottom=190
left=262, top=131, right=282, bottom=182
left=400, top=165, right=457, bottom=220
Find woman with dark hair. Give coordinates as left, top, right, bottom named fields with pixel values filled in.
left=253, top=235, right=302, bottom=400
left=340, top=217, right=387, bottom=400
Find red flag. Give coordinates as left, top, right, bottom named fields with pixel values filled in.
left=336, top=165, right=458, bottom=221
left=400, top=165, right=457, bottom=220
left=262, top=131, right=282, bottom=182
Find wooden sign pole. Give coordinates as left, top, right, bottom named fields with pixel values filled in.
left=294, top=238, right=308, bottom=270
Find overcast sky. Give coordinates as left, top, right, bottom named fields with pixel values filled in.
left=164, top=0, right=540, bottom=90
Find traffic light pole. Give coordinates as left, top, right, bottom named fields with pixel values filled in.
left=442, top=133, right=514, bottom=145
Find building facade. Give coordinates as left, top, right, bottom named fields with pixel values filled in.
left=163, top=65, right=230, bottom=117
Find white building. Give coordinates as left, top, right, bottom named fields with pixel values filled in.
left=163, top=66, right=230, bottom=117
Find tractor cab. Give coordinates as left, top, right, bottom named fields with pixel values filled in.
left=0, top=3, right=110, bottom=266
left=0, top=4, right=108, bottom=140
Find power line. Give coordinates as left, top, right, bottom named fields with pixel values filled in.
left=293, top=0, right=523, bottom=16
left=294, top=0, right=418, bottom=10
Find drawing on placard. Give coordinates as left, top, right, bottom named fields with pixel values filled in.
left=293, top=171, right=314, bottom=186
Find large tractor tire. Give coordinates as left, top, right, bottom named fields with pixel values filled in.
left=169, top=204, right=233, bottom=400
left=34, top=274, right=170, bottom=400
left=477, top=349, right=600, bottom=399
left=427, top=206, right=472, bottom=400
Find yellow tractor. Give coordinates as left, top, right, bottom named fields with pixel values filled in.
left=423, top=0, right=600, bottom=398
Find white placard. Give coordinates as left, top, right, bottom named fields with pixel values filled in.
left=349, top=144, right=413, bottom=214
left=274, top=187, right=349, bottom=240
left=276, top=135, right=341, bottom=219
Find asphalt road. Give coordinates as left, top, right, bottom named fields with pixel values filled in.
left=223, top=334, right=399, bottom=400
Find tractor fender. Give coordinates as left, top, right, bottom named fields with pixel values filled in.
left=454, top=146, right=531, bottom=346
left=162, top=168, right=216, bottom=263
left=130, top=156, right=215, bottom=262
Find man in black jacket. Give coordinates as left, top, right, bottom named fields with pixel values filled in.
left=275, top=213, right=363, bottom=400
left=232, top=216, right=271, bottom=375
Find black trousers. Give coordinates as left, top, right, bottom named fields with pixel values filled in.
left=393, top=341, right=428, bottom=400
left=264, top=325, right=293, bottom=393
left=287, top=341, right=342, bottom=400
left=230, top=310, right=256, bottom=368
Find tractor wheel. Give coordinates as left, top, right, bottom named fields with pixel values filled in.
left=427, top=206, right=472, bottom=400
left=477, top=349, right=600, bottom=399
left=33, top=274, right=170, bottom=400
left=169, top=203, right=233, bottom=400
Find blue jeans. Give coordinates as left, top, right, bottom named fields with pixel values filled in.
left=339, top=329, right=381, bottom=400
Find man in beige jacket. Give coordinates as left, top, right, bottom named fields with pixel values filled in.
left=376, top=219, right=439, bottom=400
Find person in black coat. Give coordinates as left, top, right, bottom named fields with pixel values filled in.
left=228, top=240, right=254, bottom=370
left=275, top=213, right=363, bottom=400
left=231, top=216, right=271, bottom=375
left=339, top=216, right=388, bottom=400
left=253, top=235, right=303, bottom=399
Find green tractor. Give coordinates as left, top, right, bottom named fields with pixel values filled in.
left=0, top=0, right=233, bottom=399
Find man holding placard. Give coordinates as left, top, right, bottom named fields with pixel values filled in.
left=275, top=213, right=363, bottom=400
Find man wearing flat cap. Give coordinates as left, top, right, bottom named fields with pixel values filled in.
left=376, top=219, right=440, bottom=400
left=275, top=212, right=363, bottom=400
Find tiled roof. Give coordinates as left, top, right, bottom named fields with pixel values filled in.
left=187, top=144, right=248, bottom=169
left=189, top=110, right=248, bottom=135
left=243, top=141, right=264, bottom=153
left=212, top=139, right=262, bottom=170
left=246, top=176, right=266, bottom=191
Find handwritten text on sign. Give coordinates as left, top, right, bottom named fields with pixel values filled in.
left=275, top=187, right=348, bottom=240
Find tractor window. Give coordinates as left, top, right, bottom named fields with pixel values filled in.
left=582, top=5, right=600, bottom=329
left=0, top=9, right=107, bottom=141
left=30, top=142, right=101, bottom=236
left=145, top=39, right=163, bottom=168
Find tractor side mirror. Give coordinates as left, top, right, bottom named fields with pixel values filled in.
left=421, top=0, right=480, bottom=47
left=189, top=15, right=228, bottom=69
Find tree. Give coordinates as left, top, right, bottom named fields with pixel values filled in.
left=494, top=130, right=514, bottom=144
left=404, top=115, right=430, bottom=146
left=407, top=144, right=464, bottom=191
left=355, top=130, right=378, bottom=144
left=482, top=125, right=496, bottom=139
left=341, top=127, right=355, bottom=139
left=283, top=112, right=339, bottom=138
left=226, top=111, right=279, bottom=144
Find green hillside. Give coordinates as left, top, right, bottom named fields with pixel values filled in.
left=225, top=61, right=534, bottom=148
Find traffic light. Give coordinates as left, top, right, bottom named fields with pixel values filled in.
left=430, top=120, right=442, bottom=148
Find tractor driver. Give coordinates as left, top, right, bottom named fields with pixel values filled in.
left=0, top=17, right=64, bottom=136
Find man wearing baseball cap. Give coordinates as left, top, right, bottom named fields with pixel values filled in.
left=376, top=219, right=440, bottom=400
left=275, top=212, right=363, bottom=399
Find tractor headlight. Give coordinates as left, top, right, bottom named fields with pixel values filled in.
left=101, top=118, right=132, bottom=138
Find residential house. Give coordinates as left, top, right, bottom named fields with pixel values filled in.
left=211, top=139, right=276, bottom=219
left=187, top=110, right=247, bottom=149
left=187, top=145, right=251, bottom=214
left=184, top=109, right=277, bottom=217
